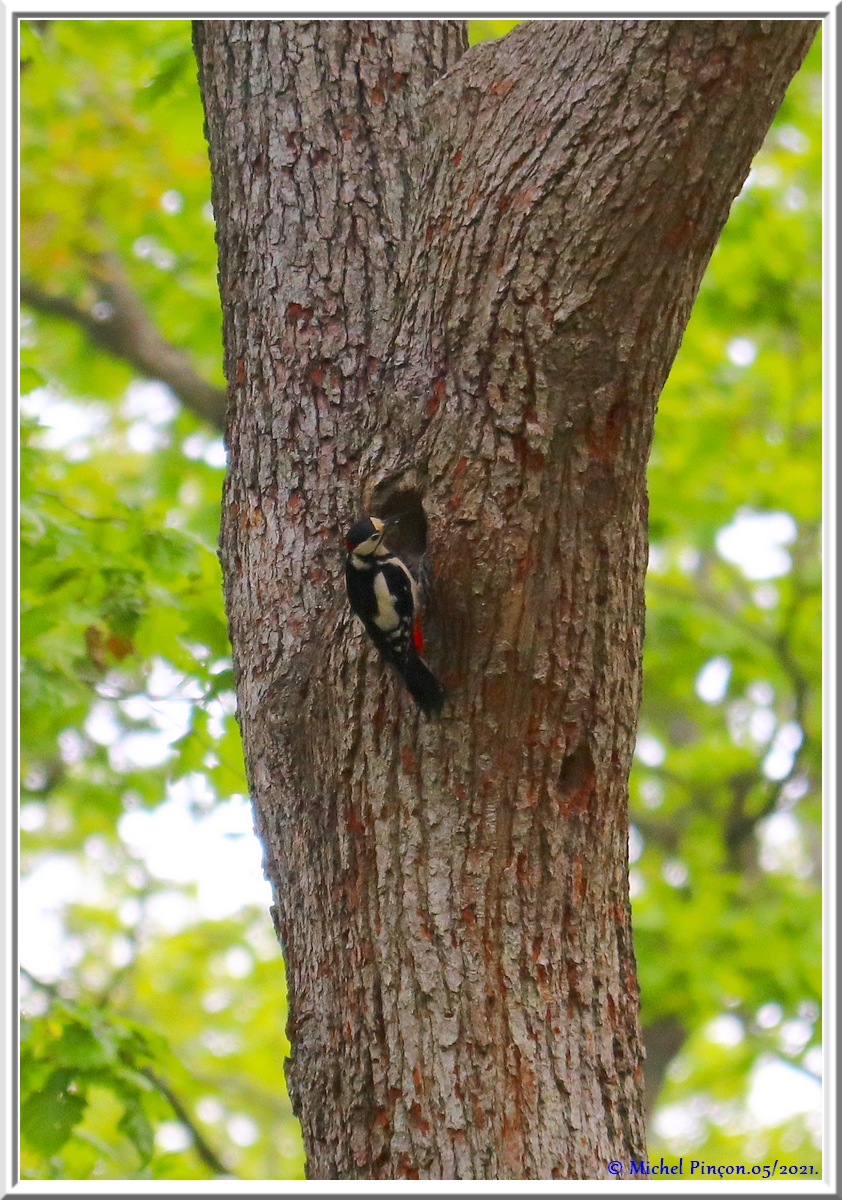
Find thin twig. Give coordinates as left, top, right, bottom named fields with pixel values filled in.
left=140, top=1067, right=235, bottom=1177
left=21, top=967, right=237, bottom=1178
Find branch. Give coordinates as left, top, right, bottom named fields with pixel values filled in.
left=21, top=967, right=236, bottom=1178
left=139, top=1067, right=235, bottom=1177
left=381, top=19, right=819, bottom=477
left=20, top=964, right=61, bottom=995
left=21, top=257, right=228, bottom=431
left=642, top=1016, right=688, bottom=1117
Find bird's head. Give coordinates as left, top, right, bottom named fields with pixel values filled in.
left=344, top=515, right=387, bottom=557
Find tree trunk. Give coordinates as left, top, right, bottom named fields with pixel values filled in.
left=194, top=18, right=817, bottom=1180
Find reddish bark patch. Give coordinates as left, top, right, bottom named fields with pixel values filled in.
left=482, top=677, right=509, bottom=710
left=502, top=484, right=520, bottom=508
left=662, top=215, right=697, bottom=253
left=501, top=1109, right=523, bottom=1172
left=516, top=554, right=532, bottom=581
left=563, top=721, right=579, bottom=744
left=511, top=432, right=545, bottom=473
left=286, top=302, right=314, bottom=326
left=572, top=856, right=586, bottom=905
left=512, top=184, right=538, bottom=213
left=242, top=504, right=264, bottom=531
left=566, top=963, right=580, bottom=1018
left=395, top=1156, right=419, bottom=1179
left=536, top=962, right=549, bottom=997
left=490, top=76, right=514, bottom=96
left=338, top=875, right=360, bottom=911
left=235, top=357, right=246, bottom=385
left=450, top=454, right=469, bottom=509
left=453, top=149, right=462, bottom=165
left=567, top=960, right=579, bottom=996
left=309, top=366, right=324, bottom=386
left=346, top=802, right=365, bottom=834
left=460, top=905, right=475, bottom=926
left=516, top=850, right=529, bottom=887
left=520, top=1062, right=538, bottom=1110
left=408, top=1101, right=430, bottom=1134
left=427, top=377, right=445, bottom=417
left=587, top=400, right=627, bottom=462
left=370, top=85, right=385, bottom=106
left=400, top=745, right=416, bottom=774
left=371, top=700, right=387, bottom=735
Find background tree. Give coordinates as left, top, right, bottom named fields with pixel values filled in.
left=18, top=17, right=821, bottom=1182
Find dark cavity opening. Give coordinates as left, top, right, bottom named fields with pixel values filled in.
left=371, top=485, right=428, bottom=573
left=557, top=740, right=596, bottom=814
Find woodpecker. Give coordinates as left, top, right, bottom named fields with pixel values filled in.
left=344, top=516, right=444, bottom=717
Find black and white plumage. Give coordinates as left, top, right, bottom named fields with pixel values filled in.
left=344, top=516, right=444, bottom=717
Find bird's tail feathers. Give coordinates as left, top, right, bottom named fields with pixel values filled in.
left=400, top=652, right=445, bottom=717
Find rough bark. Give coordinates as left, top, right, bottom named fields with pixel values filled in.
left=194, top=18, right=817, bottom=1180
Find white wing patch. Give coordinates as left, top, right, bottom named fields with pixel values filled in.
left=372, top=570, right=401, bottom=631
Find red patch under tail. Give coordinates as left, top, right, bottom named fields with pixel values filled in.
left=412, top=616, right=424, bottom=655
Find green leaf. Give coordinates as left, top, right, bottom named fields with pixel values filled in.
left=138, top=46, right=195, bottom=107
left=117, top=1094, right=155, bottom=1166
left=21, top=1070, right=89, bottom=1156
left=21, top=364, right=46, bottom=393
left=53, top=1020, right=116, bottom=1069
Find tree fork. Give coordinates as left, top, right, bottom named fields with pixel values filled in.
left=194, top=18, right=818, bottom=1179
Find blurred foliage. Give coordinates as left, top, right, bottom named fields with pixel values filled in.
left=468, top=20, right=520, bottom=45
left=636, top=29, right=822, bottom=1172
left=19, top=17, right=821, bottom=1182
